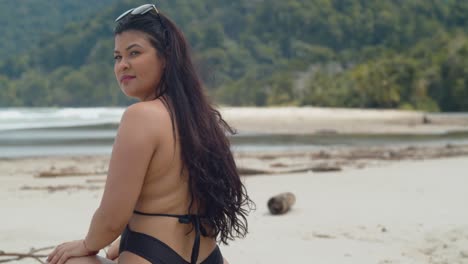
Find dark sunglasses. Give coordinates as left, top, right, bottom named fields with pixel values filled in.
left=115, top=3, right=169, bottom=47
left=115, top=4, right=160, bottom=22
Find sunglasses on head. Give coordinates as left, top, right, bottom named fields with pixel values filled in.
left=115, top=3, right=169, bottom=47
left=115, top=4, right=160, bottom=22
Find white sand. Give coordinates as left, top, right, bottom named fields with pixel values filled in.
left=220, top=107, right=468, bottom=134
left=222, top=157, right=468, bottom=264
left=1, top=157, right=468, bottom=263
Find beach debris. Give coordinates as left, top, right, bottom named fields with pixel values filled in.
left=238, top=162, right=342, bottom=175
left=377, top=224, right=388, bottom=233
left=0, top=246, right=53, bottom=263
left=422, top=115, right=431, bottom=124
left=86, top=179, right=107, bottom=183
left=314, top=150, right=331, bottom=159
left=21, top=184, right=102, bottom=193
left=267, top=192, right=296, bottom=215
left=460, top=250, right=468, bottom=258
left=283, top=165, right=341, bottom=173
left=312, top=232, right=335, bottom=239
left=237, top=167, right=270, bottom=175
left=233, top=143, right=468, bottom=176
left=310, top=163, right=342, bottom=172
left=378, top=259, right=393, bottom=264
left=315, top=129, right=338, bottom=135
left=257, top=155, right=277, bottom=160
left=270, top=162, right=288, bottom=168
left=36, top=166, right=107, bottom=178
left=382, top=151, right=397, bottom=159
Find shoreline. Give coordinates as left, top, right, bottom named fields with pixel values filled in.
left=1, top=106, right=468, bottom=136
left=1, top=142, right=467, bottom=179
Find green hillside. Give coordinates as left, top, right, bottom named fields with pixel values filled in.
left=1, top=0, right=468, bottom=111
left=0, top=0, right=115, bottom=58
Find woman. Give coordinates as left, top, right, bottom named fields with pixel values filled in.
left=47, top=3, right=253, bottom=264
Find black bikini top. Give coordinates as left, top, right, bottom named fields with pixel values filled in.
left=133, top=210, right=208, bottom=264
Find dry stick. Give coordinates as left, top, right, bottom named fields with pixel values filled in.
left=0, top=256, right=45, bottom=264
left=0, top=246, right=53, bottom=264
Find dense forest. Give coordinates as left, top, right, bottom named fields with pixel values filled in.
left=1, top=0, right=468, bottom=111
left=0, top=0, right=115, bottom=58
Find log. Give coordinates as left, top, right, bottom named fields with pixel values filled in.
left=267, top=192, right=296, bottom=215
left=311, top=163, right=342, bottom=172
left=237, top=167, right=269, bottom=175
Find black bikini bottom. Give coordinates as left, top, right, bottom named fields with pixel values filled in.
left=119, top=225, right=223, bottom=264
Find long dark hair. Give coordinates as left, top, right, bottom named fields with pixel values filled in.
left=114, top=11, right=253, bottom=244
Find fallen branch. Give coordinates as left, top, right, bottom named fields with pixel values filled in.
left=238, top=163, right=341, bottom=176
left=285, top=163, right=342, bottom=173
left=21, top=184, right=102, bottom=193
left=237, top=167, right=270, bottom=175
left=37, top=170, right=107, bottom=178
left=86, top=179, right=106, bottom=183
left=0, top=246, right=53, bottom=263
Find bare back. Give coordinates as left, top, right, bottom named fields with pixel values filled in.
left=118, top=99, right=216, bottom=263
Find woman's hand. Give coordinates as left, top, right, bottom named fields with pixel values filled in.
left=105, top=237, right=121, bottom=261
left=47, top=240, right=98, bottom=264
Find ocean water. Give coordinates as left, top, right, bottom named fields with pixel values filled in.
left=1, top=108, right=468, bottom=158
left=0, top=108, right=121, bottom=157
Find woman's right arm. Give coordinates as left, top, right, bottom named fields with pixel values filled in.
left=83, top=103, right=161, bottom=253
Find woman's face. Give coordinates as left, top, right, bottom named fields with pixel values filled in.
left=114, top=30, right=165, bottom=101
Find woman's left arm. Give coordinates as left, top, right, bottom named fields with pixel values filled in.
left=47, top=103, right=160, bottom=264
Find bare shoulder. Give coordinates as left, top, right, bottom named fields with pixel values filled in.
left=119, top=100, right=171, bottom=136
left=122, top=100, right=169, bottom=124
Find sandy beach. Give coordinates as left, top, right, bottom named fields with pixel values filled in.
left=224, top=157, right=468, bottom=264
left=221, top=107, right=468, bottom=135
left=0, top=154, right=467, bottom=263
left=1, top=107, right=468, bottom=263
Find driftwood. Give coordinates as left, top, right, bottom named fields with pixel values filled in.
left=21, top=184, right=102, bottom=193
left=86, top=179, right=107, bottom=183
left=0, top=246, right=53, bottom=263
left=310, top=163, right=342, bottom=172
left=267, top=192, right=296, bottom=215
left=238, top=163, right=341, bottom=176
left=37, top=169, right=107, bottom=178
left=237, top=167, right=269, bottom=175
left=286, top=164, right=342, bottom=173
